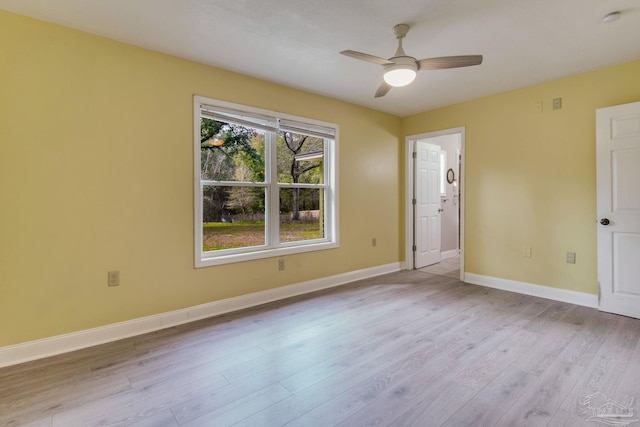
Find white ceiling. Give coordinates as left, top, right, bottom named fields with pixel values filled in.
left=1, top=0, right=639, bottom=117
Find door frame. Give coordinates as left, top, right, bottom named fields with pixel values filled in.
left=404, top=127, right=465, bottom=281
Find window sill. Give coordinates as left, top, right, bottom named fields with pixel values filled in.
left=196, top=241, right=339, bottom=268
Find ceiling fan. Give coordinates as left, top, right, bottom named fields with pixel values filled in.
left=340, top=24, right=483, bottom=98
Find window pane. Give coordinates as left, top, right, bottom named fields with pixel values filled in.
left=279, top=188, right=324, bottom=243
left=277, top=131, right=324, bottom=184
left=201, top=118, right=265, bottom=182
left=202, top=186, right=266, bottom=251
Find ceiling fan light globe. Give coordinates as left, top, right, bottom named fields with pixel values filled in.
left=384, top=68, right=416, bottom=87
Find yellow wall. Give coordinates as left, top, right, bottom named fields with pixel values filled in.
left=0, top=11, right=402, bottom=346
left=403, top=59, right=640, bottom=294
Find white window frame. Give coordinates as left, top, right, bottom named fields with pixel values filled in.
left=194, top=96, right=339, bottom=267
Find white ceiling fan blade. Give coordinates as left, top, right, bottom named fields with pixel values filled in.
left=341, top=50, right=394, bottom=66
left=417, top=55, right=483, bottom=70
left=374, top=82, right=392, bottom=98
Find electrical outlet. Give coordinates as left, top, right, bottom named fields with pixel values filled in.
left=108, top=270, right=120, bottom=287
left=534, top=102, right=543, bottom=113
left=278, top=259, right=285, bottom=271
left=553, top=97, right=562, bottom=110
left=372, top=238, right=377, bottom=247
left=566, top=252, right=576, bottom=264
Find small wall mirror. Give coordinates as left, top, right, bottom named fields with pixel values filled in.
left=446, top=168, right=455, bottom=184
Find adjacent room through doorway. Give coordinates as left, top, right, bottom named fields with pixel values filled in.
left=405, top=128, right=464, bottom=280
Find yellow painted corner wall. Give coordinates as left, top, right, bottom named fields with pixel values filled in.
left=403, top=59, right=640, bottom=294
left=0, top=11, right=402, bottom=347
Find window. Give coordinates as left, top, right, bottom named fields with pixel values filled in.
left=194, top=96, right=338, bottom=267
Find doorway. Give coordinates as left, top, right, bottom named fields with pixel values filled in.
left=405, top=127, right=464, bottom=281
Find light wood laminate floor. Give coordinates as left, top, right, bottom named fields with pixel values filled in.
left=419, top=256, right=460, bottom=279
left=2, top=270, right=639, bottom=427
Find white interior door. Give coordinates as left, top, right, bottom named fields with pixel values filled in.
left=596, top=100, right=640, bottom=319
left=415, top=141, right=442, bottom=268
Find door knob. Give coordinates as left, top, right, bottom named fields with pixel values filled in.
left=600, top=218, right=610, bottom=225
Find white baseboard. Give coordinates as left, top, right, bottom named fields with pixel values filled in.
left=0, top=262, right=402, bottom=368
left=440, top=249, right=459, bottom=260
left=464, top=273, right=599, bottom=308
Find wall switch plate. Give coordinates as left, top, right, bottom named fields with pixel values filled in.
left=524, top=247, right=532, bottom=258
left=372, top=238, right=377, bottom=247
left=278, top=259, right=285, bottom=271
left=566, top=252, right=576, bottom=264
left=108, top=270, right=120, bottom=287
